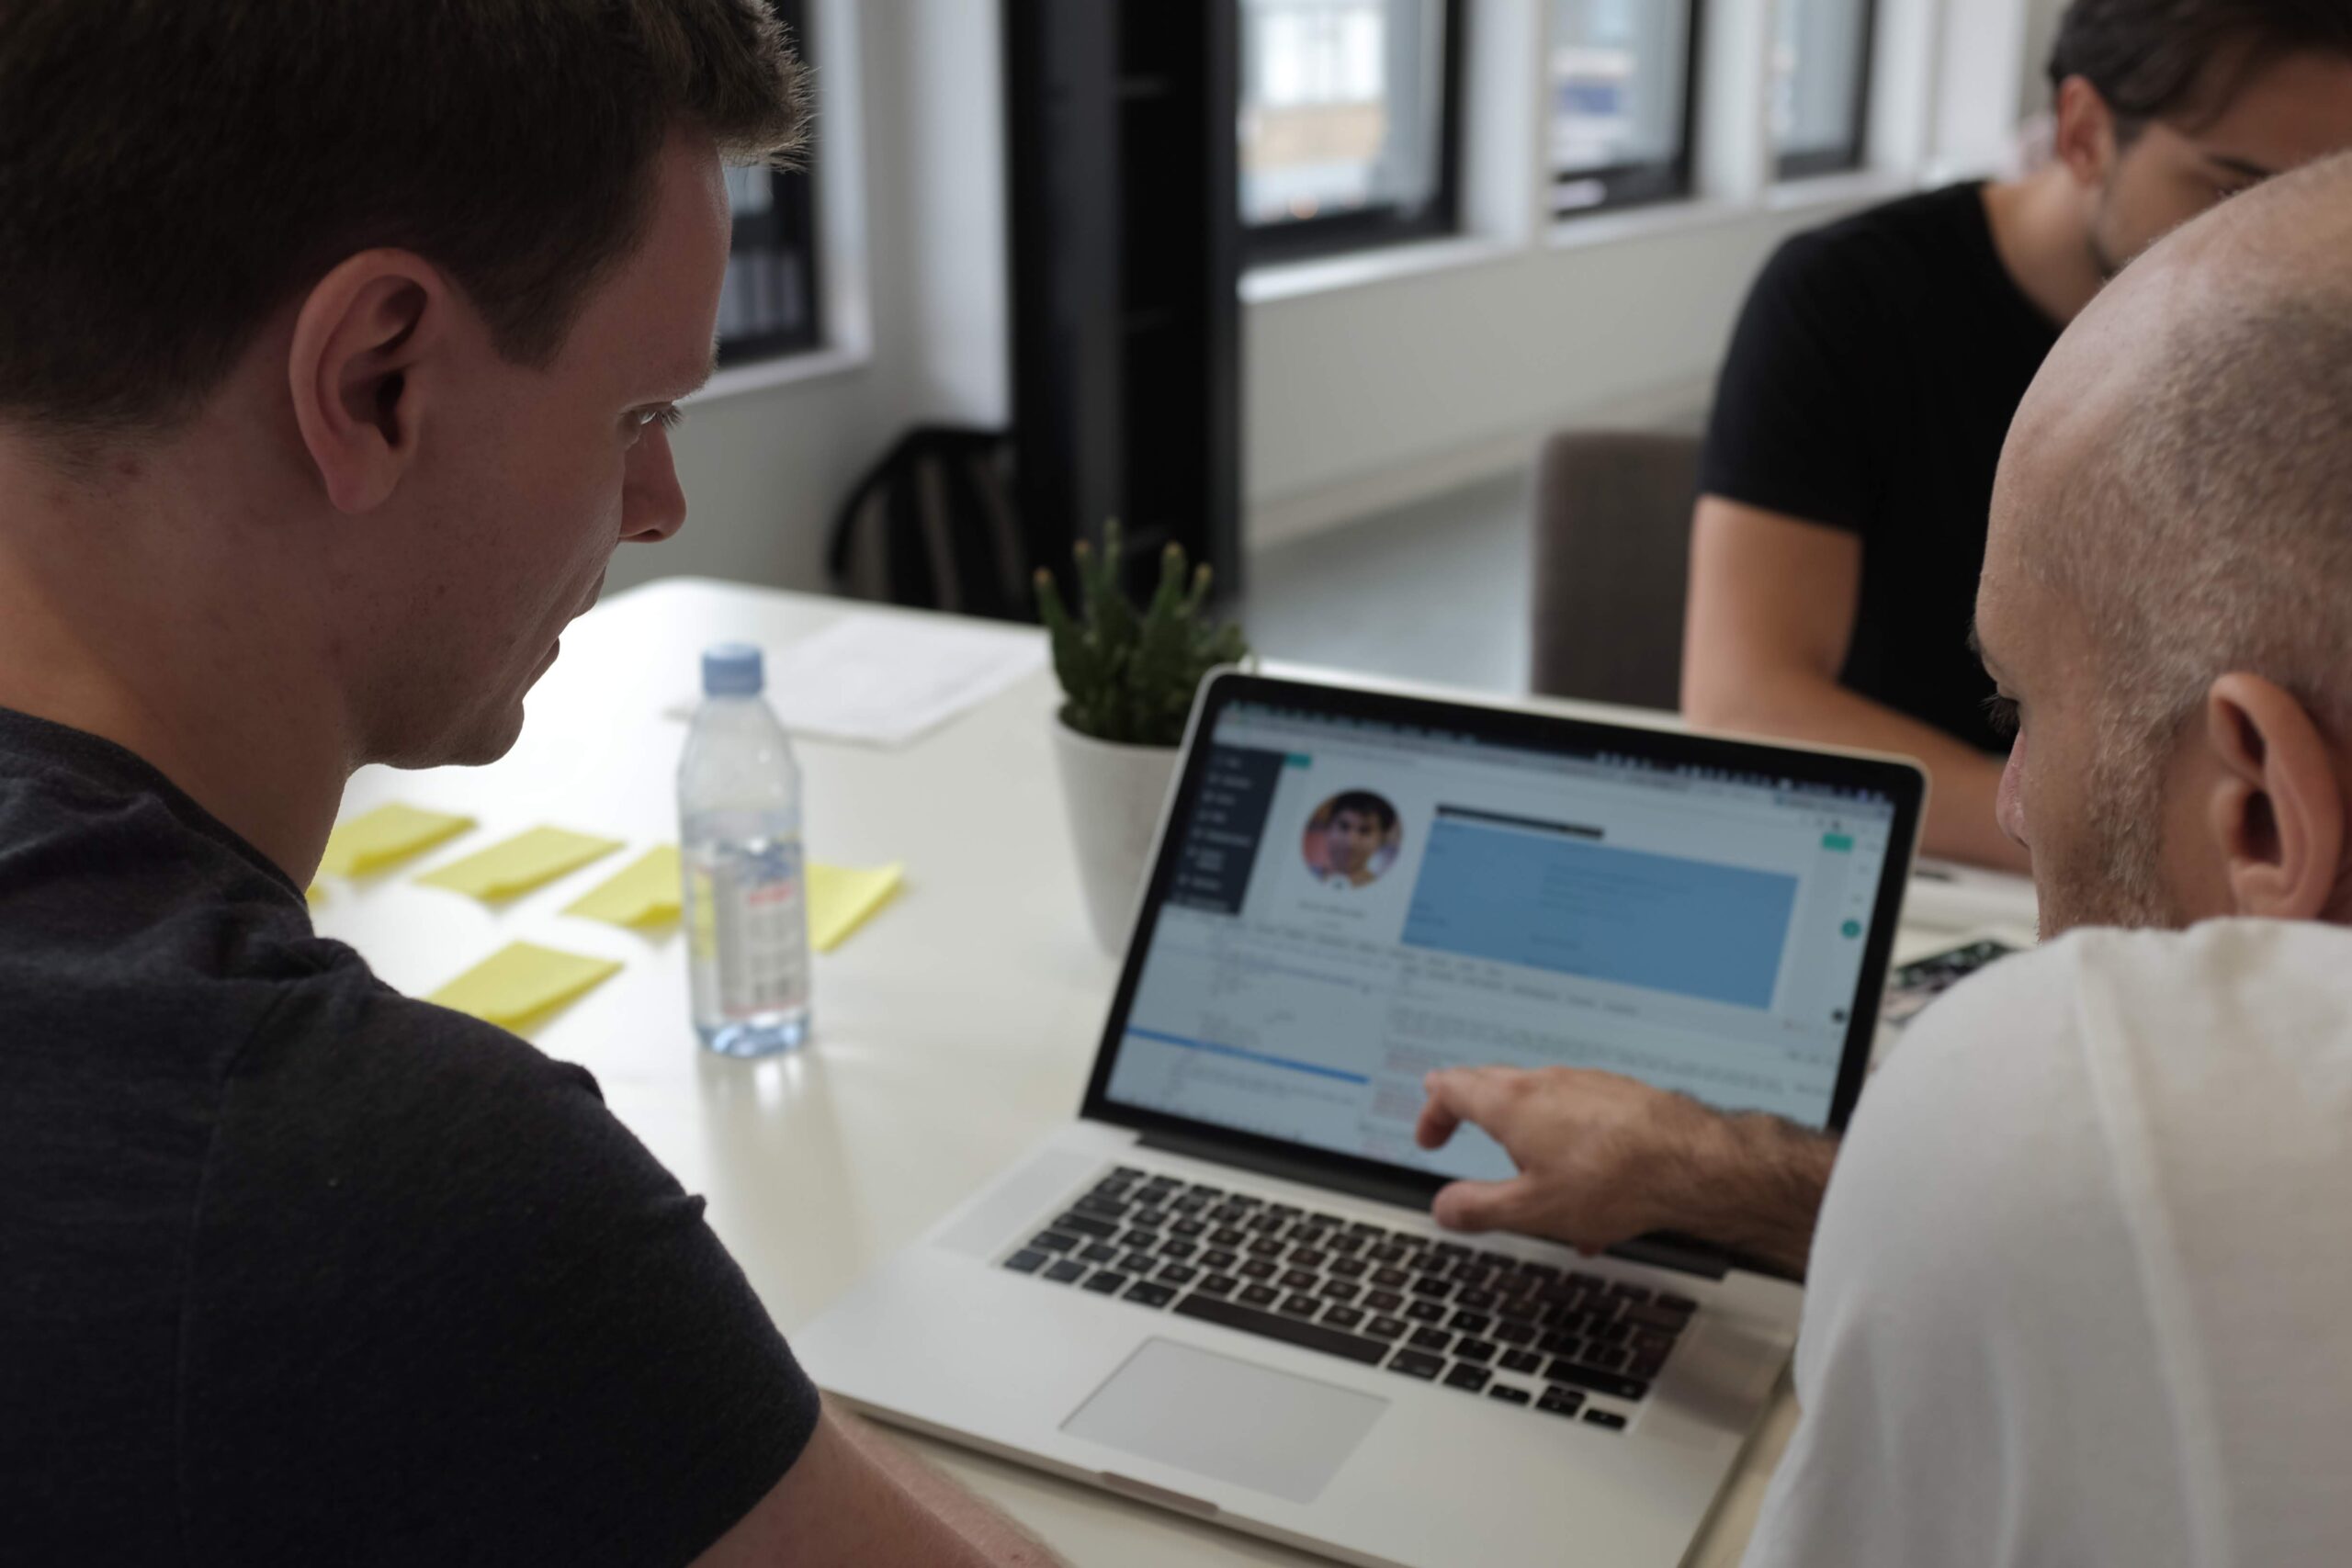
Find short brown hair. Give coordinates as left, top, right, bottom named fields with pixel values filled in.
left=2049, top=0, right=2352, bottom=135
left=0, top=1, right=807, bottom=439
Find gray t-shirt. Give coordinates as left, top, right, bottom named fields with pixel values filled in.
left=0, top=707, right=820, bottom=1564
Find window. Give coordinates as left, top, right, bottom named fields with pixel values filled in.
left=1238, top=0, right=1464, bottom=262
left=1549, top=0, right=1702, bottom=218
left=1771, top=0, right=1875, bottom=178
left=718, top=0, right=821, bottom=365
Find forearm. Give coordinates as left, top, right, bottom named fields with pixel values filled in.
left=1688, top=667, right=2026, bottom=872
left=1676, top=1111, right=1840, bottom=1280
left=828, top=1404, right=1064, bottom=1565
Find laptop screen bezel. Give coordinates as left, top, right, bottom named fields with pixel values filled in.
left=1077, top=671, right=1926, bottom=1235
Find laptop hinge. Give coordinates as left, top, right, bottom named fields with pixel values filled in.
left=1137, top=1128, right=1743, bottom=1281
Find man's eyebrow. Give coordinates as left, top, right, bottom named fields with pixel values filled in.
left=2204, top=152, right=2278, bottom=183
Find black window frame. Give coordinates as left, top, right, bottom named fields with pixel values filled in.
left=1772, top=0, right=1877, bottom=181
left=1548, top=0, right=1706, bottom=220
left=1238, top=0, right=1468, bottom=267
left=718, top=0, right=824, bottom=367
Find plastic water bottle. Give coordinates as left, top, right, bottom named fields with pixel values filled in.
left=679, top=643, right=811, bottom=1056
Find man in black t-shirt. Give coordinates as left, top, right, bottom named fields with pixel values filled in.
left=0, top=6, right=1050, bottom=1566
left=1683, top=0, right=2352, bottom=870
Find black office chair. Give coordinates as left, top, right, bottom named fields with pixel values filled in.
left=1527, top=430, right=1704, bottom=712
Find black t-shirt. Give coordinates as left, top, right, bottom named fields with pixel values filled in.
left=0, top=708, right=820, bottom=1565
left=1699, top=182, right=2061, bottom=753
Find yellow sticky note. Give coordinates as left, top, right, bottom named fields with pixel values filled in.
left=564, top=846, right=683, bottom=929
left=319, top=803, right=477, bottom=877
left=808, top=861, right=903, bottom=953
left=415, top=826, right=624, bottom=902
left=426, top=942, right=622, bottom=1029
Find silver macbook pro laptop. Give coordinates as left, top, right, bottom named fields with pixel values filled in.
left=797, top=671, right=1924, bottom=1568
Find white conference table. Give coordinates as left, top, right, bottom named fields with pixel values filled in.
left=315, top=577, right=2031, bottom=1568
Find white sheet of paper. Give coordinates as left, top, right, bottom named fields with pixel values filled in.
left=665, top=615, right=1047, bottom=748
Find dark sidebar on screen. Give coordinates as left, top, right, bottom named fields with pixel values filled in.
left=1166, top=745, right=1286, bottom=916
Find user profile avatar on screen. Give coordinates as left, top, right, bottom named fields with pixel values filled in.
left=1301, top=791, right=1401, bottom=890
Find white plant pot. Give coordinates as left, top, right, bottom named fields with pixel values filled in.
left=1051, top=716, right=1182, bottom=954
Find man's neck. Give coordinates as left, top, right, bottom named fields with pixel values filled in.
left=0, top=440, right=351, bottom=885
left=1983, top=164, right=2108, bottom=327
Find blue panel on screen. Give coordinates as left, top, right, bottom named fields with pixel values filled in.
left=1401, top=820, right=1797, bottom=1008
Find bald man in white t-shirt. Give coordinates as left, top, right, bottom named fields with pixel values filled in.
left=1417, top=151, right=2352, bottom=1564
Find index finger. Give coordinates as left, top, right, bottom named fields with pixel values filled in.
left=1415, top=1066, right=1526, bottom=1150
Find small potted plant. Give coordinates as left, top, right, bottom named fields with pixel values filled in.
left=1036, top=522, right=1250, bottom=953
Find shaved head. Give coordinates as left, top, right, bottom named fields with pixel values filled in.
left=1983, top=151, right=2352, bottom=929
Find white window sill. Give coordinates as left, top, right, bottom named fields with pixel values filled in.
left=1545, top=197, right=1751, bottom=254
left=1241, top=234, right=1517, bottom=307
left=1765, top=167, right=1917, bottom=214
left=686, top=343, right=871, bottom=406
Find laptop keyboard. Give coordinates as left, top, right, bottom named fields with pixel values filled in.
left=1001, top=1165, right=1699, bottom=1433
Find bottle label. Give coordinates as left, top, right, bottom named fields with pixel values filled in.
left=690, top=840, right=808, bottom=1021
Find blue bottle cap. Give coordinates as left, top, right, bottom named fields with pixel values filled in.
left=702, top=643, right=765, bottom=697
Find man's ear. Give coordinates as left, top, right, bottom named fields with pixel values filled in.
left=2051, top=75, right=2120, bottom=191
left=287, top=250, right=447, bottom=514
left=2202, top=673, right=2346, bottom=920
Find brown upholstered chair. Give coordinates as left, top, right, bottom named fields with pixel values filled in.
left=1526, top=430, right=1703, bottom=711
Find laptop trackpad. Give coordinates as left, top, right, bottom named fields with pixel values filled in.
left=1061, top=1338, right=1387, bottom=1505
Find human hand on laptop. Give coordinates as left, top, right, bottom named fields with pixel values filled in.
left=1414, top=1067, right=1834, bottom=1278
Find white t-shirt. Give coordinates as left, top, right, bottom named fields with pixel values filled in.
left=1743, top=919, right=2352, bottom=1568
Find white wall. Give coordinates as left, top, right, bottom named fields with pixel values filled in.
left=633, top=0, right=2051, bottom=595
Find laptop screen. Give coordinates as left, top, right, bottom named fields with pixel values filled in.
left=1095, top=690, right=1910, bottom=1186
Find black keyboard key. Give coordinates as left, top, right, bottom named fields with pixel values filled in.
left=1499, top=1348, right=1544, bottom=1374
left=1329, top=1256, right=1369, bottom=1279
left=1161, top=1239, right=1198, bottom=1262
left=1201, top=1248, right=1238, bottom=1270
left=1170, top=1217, right=1208, bottom=1237
left=1125, top=1280, right=1177, bottom=1308
left=1583, top=1409, right=1628, bottom=1431
left=1365, top=1289, right=1404, bottom=1313
left=1589, top=1321, right=1633, bottom=1347
left=1476, top=1248, right=1518, bottom=1271
left=1608, top=1282, right=1653, bottom=1303
left=1539, top=1333, right=1583, bottom=1359
left=1239, top=1260, right=1277, bottom=1280
left=1080, top=1243, right=1119, bottom=1265
left=1627, top=1352, right=1668, bottom=1381
left=1537, top=1387, right=1586, bottom=1418
left=1408, top=1326, right=1452, bottom=1352
left=1409, top=1276, right=1454, bottom=1301
left=1409, top=1252, right=1449, bottom=1276
left=1405, top=1301, right=1448, bottom=1325
left=1159, top=1263, right=1199, bottom=1286
left=1368, top=1243, right=1407, bottom=1264
left=1450, top=1311, right=1491, bottom=1336
left=1621, top=1304, right=1692, bottom=1334
left=1084, top=1270, right=1129, bottom=1294
left=1500, top=1295, right=1542, bottom=1323
left=1199, top=1273, right=1239, bottom=1296
left=1004, top=1249, right=1048, bottom=1274
left=1240, top=1283, right=1280, bottom=1307
left=1567, top=1271, right=1605, bottom=1290
left=1319, top=1279, right=1361, bottom=1303
left=1111, top=1166, right=1145, bottom=1181
left=1516, top=1261, right=1562, bottom=1284
left=1031, top=1231, right=1080, bottom=1254
left=1280, top=1269, right=1318, bottom=1292
left=1453, top=1337, right=1497, bottom=1364
left=1056, top=1213, right=1120, bottom=1239
left=1487, top=1384, right=1532, bottom=1406
left=1227, top=1193, right=1263, bottom=1209
left=1493, top=1321, right=1537, bottom=1346
left=1121, top=1228, right=1158, bottom=1248
left=1281, top=1292, right=1321, bottom=1318
left=1631, top=1330, right=1676, bottom=1357
left=1432, top=1241, right=1471, bottom=1259
left=1329, top=1234, right=1366, bottom=1256
left=1268, top=1203, right=1302, bottom=1219
left=1122, top=1252, right=1158, bottom=1274
left=1457, top=1288, right=1497, bottom=1311
left=1387, top=1349, right=1444, bottom=1381
left=1443, top=1364, right=1492, bottom=1393
left=1365, top=1315, right=1408, bottom=1340
left=1134, top=1208, right=1170, bottom=1229
left=1657, top=1293, right=1700, bottom=1315
left=1372, top=1266, right=1409, bottom=1289
left=1288, top=1247, right=1328, bottom=1270
left=1323, top=1304, right=1364, bottom=1329
left=1587, top=1346, right=1630, bottom=1371
left=1210, top=1227, right=1246, bottom=1247
left=1187, top=1182, right=1224, bottom=1199
left=1544, top=1361, right=1651, bottom=1401
left=1248, top=1237, right=1285, bottom=1258
left=1045, top=1258, right=1088, bottom=1284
